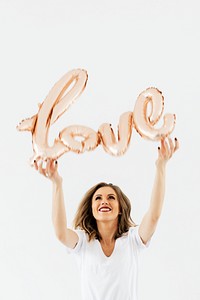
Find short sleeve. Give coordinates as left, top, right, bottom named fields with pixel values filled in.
left=129, top=226, right=151, bottom=250
left=65, top=229, right=86, bottom=255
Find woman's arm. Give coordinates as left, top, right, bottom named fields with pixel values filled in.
left=138, top=137, right=179, bottom=245
left=34, top=159, right=78, bottom=248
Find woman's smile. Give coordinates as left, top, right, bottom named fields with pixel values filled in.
left=98, top=206, right=112, bottom=212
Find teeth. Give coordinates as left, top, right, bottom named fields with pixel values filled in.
left=99, top=208, right=111, bottom=212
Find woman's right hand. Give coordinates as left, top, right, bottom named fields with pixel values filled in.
left=33, top=159, right=63, bottom=184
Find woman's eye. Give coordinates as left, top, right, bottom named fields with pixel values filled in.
left=108, top=196, right=115, bottom=200
left=95, top=196, right=101, bottom=200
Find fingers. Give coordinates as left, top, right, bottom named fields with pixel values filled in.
left=46, top=159, right=53, bottom=177
left=48, top=159, right=58, bottom=177
left=54, top=160, right=58, bottom=171
left=174, top=137, right=179, bottom=152
left=168, top=137, right=174, bottom=158
left=33, top=158, right=58, bottom=179
left=164, top=138, right=170, bottom=157
left=33, top=160, right=38, bottom=170
left=38, top=160, right=47, bottom=177
left=33, top=158, right=41, bottom=171
left=158, top=138, right=169, bottom=159
left=158, top=136, right=179, bottom=161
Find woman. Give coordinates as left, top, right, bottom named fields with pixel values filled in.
left=34, top=137, right=179, bottom=300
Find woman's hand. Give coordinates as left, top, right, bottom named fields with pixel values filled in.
left=33, top=158, right=62, bottom=184
left=156, top=137, right=179, bottom=167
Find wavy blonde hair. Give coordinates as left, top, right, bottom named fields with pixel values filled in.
left=73, top=182, right=136, bottom=241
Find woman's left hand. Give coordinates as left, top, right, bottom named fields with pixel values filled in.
left=156, top=137, right=179, bottom=167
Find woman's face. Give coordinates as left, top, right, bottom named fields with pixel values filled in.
left=92, top=186, right=120, bottom=222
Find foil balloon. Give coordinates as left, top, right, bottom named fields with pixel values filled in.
left=98, top=112, right=133, bottom=156
left=17, top=69, right=94, bottom=163
left=17, top=70, right=177, bottom=160
left=60, top=125, right=100, bottom=154
left=133, top=87, right=176, bottom=140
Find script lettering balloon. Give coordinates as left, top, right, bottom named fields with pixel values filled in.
left=133, top=87, right=176, bottom=140
left=98, top=112, right=133, bottom=156
left=17, top=69, right=177, bottom=162
left=60, top=125, right=100, bottom=154
left=17, top=69, right=92, bottom=163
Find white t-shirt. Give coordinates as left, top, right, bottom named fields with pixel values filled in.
left=66, top=226, right=149, bottom=300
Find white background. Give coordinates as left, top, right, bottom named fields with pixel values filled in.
left=0, top=0, right=200, bottom=299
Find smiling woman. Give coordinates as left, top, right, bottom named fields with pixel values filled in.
left=33, top=137, right=179, bottom=300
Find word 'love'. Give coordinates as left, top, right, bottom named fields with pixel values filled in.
left=17, top=69, right=176, bottom=163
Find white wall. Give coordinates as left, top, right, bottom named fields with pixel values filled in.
left=0, top=0, right=200, bottom=299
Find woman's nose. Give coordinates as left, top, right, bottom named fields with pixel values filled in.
left=101, top=199, right=108, bottom=205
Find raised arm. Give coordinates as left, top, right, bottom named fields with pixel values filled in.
left=34, top=159, right=78, bottom=248
left=138, top=137, right=179, bottom=245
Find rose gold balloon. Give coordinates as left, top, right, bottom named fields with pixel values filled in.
left=17, top=71, right=177, bottom=161
left=98, top=112, right=133, bottom=156
left=60, top=125, right=100, bottom=153
left=17, top=69, right=88, bottom=163
left=133, top=87, right=176, bottom=140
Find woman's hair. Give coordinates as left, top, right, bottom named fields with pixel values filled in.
left=73, top=182, right=136, bottom=241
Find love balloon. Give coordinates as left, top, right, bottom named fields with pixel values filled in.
left=17, top=69, right=176, bottom=163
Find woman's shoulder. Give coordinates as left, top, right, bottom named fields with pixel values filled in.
left=123, top=226, right=138, bottom=235
left=74, top=229, right=93, bottom=243
left=119, top=226, right=138, bottom=239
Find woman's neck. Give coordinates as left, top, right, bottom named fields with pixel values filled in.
left=97, top=220, right=118, bottom=244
